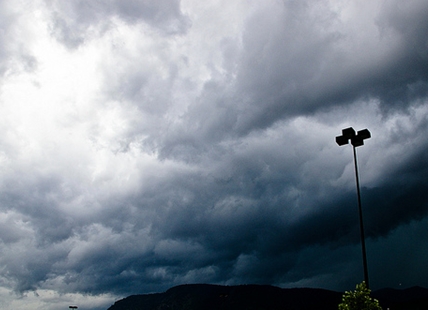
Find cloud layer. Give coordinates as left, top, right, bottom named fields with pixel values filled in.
left=0, top=0, right=428, bottom=309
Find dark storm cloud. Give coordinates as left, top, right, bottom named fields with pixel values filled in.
left=224, top=0, right=428, bottom=133
left=1, top=1, right=428, bottom=308
left=17, top=115, right=423, bottom=297
left=368, top=1, right=428, bottom=112
left=137, top=0, right=428, bottom=164
left=364, top=145, right=428, bottom=235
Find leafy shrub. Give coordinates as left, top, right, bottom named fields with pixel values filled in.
left=338, top=282, right=382, bottom=310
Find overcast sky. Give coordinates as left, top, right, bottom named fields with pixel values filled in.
left=1, top=0, right=428, bottom=309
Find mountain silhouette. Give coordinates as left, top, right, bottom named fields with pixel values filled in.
left=372, top=286, right=428, bottom=310
left=108, top=284, right=341, bottom=310
left=107, top=284, right=428, bottom=310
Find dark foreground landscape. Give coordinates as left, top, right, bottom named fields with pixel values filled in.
left=107, top=284, right=428, bottom=310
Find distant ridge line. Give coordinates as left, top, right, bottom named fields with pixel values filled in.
left=107, top=284, right=428, bottom=310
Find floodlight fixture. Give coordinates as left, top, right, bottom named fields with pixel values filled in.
left=357, top=129, right=371, bottom=140
left=336, top=127, right=371, bottom=288
left=335, top=135, right=349, bottom=146
left=342, top=127, right=356, bottom=139
left=336, top=127, right=371, bottom=147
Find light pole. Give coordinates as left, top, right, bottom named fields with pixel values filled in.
left=336, top=127, right=371, bottom=289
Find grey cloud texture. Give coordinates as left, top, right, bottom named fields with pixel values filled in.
left=0, top=0, right=428, bottom=309
left=47, top=0, right=190, bottom=48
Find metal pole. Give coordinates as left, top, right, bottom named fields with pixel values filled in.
left=353, top=145, right=369, bottom=289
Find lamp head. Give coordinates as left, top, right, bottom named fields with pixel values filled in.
left=357, top=129, right=371, bottom=140
left=336, top=135, right=349, bottom=146
left=336, top=127, right=371, bottom=147
left=342, top=127, right=356, bottom=138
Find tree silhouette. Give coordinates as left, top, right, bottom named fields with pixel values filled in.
left=338, top=282, right=382, bottom=310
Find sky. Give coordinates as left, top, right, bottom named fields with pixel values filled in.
left=0, top=0, right=428, bottom=309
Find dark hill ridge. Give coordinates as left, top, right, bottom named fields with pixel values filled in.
left=372, top=286, right=428, bottom=310
left=107, top=284, right=428, bottom=310
left=107, top=284, right=342, bottom=310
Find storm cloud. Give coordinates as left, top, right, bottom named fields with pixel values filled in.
left=0, top=0, right=428, bottom=309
